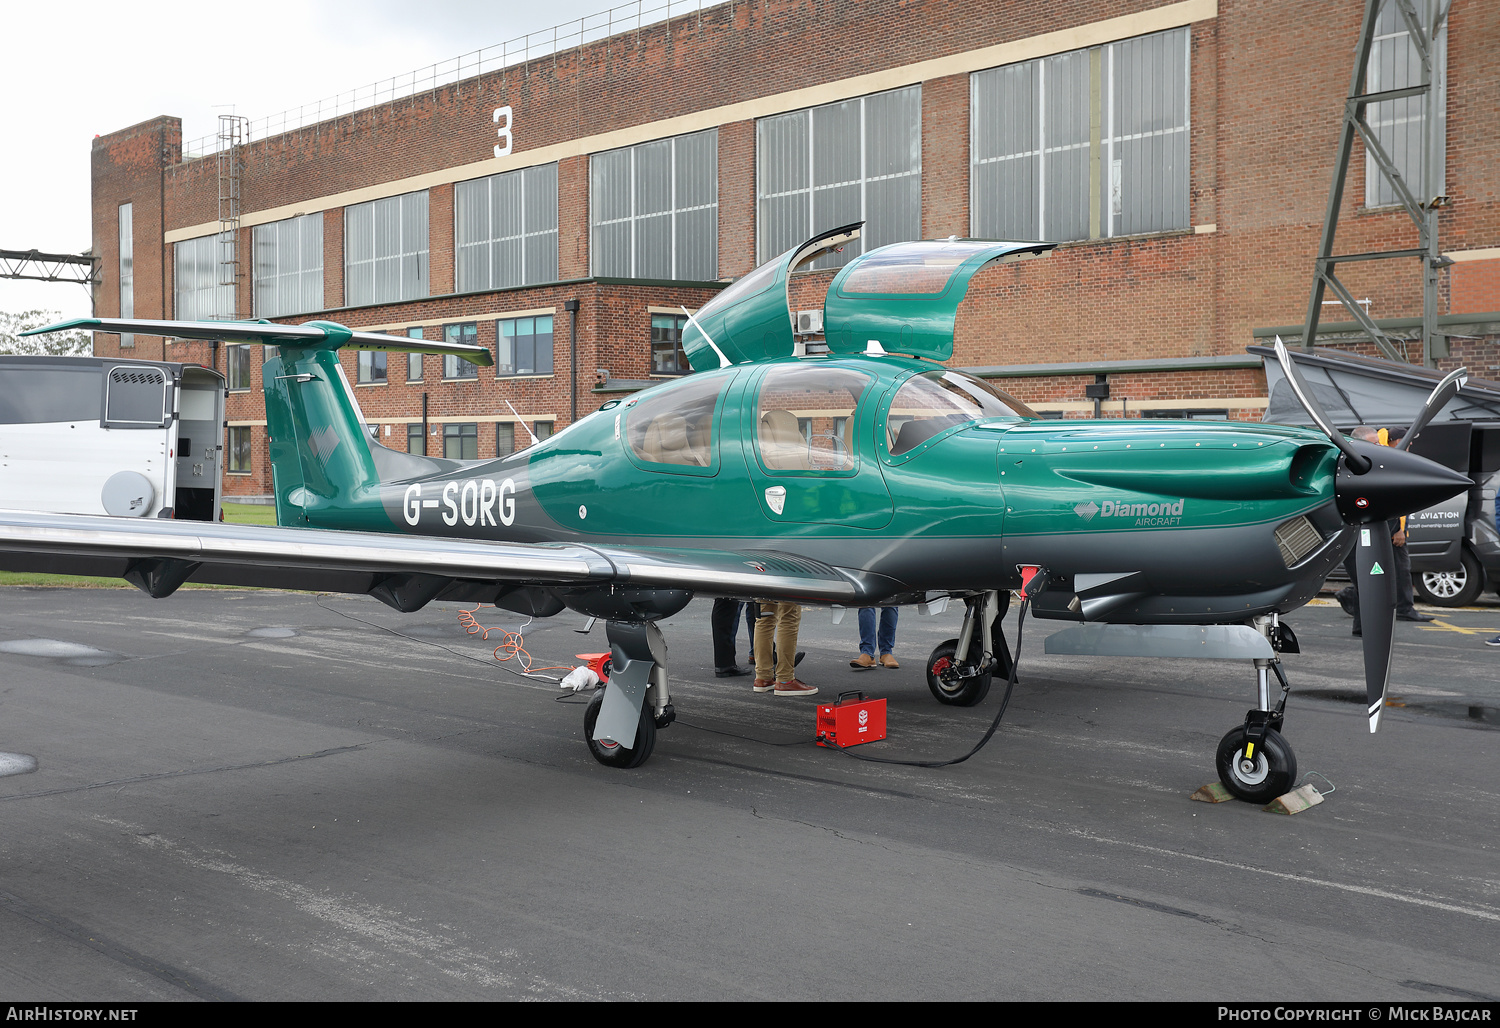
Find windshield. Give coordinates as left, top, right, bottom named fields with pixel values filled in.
left=886, top=370, right=1035, bottom=454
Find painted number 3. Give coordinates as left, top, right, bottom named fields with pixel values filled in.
left=493, top=106, right=513, bottom=158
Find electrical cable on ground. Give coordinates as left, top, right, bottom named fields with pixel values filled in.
left=456, top=603, right=574, bottom=677
left=821, top=570, right=1051, bottom=768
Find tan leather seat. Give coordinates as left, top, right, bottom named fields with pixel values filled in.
left=759, top=409, right=808, bottom=470
left=642, top=414, right=707, bottom=466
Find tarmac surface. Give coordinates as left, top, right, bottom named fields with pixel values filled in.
left=0, top=585, right=1494, bottom=1001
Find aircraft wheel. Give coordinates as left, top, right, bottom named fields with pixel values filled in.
left=1214, top=726, right=1297, bottom=804
left=583, top=689, right=656, bottom=769
left=925, top=638, right=992, bottom=707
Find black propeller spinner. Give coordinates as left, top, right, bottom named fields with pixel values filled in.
left=1271, top=339, right=1472, bottom=732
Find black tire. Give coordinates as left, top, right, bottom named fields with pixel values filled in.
left=925, top=637, right=992, bottom=707
left=1215, top=726, right=1297, bottom=804
left=1414, top=548, right=1483, bottom=607
left=583, top=688, right=656, bottom=769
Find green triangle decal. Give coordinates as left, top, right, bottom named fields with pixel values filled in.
left=1370, top=562, right=1385, bottom=575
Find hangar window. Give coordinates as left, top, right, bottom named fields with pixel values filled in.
left=357, top=350, right=387, bottom=384
left=443, top=423, right=478, bottom=460
left=407, top=423, right=425, bottom=455
left=456, top=164, right=558, bottom=291
left=345, top=192, right=429, bottom=307
left=442, top=323, right=479, bottom=380
left=498, top=316, right=553, bottom=377
left=226, top=345, right=252, bottom=391
left=227, top=427, right=252, bottom=473
left=174, top=232, right=236, bottom=321
left=406, top=328, right=423, bottom=382
left=971, top=27, right=1189, bottom=241
left=756, top=86, right=921, bottom=270
left=651, top=314, right=689, bottom=375
left=253, top=213, right=323, bottom=318
left=1365, top=0, right=1445, bottom=209
left=590, top=129, right=718, bottom=281
left=118, top=204, right=134, bottom=348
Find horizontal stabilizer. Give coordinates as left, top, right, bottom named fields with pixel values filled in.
left=23, top=317, right=493, bottom=367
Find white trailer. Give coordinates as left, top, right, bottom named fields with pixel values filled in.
left=0, top=356, right=227, bottom=522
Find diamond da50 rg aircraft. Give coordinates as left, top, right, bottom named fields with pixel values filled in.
left=3, top=226, right=1472, bottom=801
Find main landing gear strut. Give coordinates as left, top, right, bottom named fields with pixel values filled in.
left=1215, top=613, right=1300, bottom=803
left=584, top=621, right=676, bottom=769
left=925, top=590, right=1015, bottom=707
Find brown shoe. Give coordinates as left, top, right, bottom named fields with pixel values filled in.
left=774, top=678, right=818, bottom=697
left=850, top=653, right=877, bottom=669
left=753, top=678, right=775, bottom=693
left=879, top=653, right=899, bottom=669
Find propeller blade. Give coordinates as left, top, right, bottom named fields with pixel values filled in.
left=1354, top=525, right=1397, bottom=733
left=1335, top=439, right=1474, bottom=524
left=1272, top=336, right=1372, bottom=473
left=1396, top=366, right=1467, bottom=451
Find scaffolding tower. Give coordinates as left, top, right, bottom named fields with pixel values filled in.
left=216, top=114, right=247, bottom=321
left=1302, top=0, right=1452, bottom=367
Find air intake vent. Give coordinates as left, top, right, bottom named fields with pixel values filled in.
left=1274, top=515, right=1322, bottom=568
left=736, top=550, right=843, bottom=579
left=110, top=369, right=162, bottom=386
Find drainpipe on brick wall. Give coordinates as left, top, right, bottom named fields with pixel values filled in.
left=564, top=298, right=580, bottom=424
left=421, top=393, right=429, bottom=456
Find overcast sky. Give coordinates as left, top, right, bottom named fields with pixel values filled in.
left=0, top=0, right=672, bottom=323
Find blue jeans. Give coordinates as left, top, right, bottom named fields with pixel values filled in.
left=858, top=607, right=898, bottom=656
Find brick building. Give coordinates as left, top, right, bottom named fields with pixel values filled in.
left=87, top=0, right=1500, bottom=500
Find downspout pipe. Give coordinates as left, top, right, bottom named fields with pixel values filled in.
left=564, top=298, right=580, bottom=424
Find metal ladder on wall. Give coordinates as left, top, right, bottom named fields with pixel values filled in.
left=1302, top=0, right=1452, bottom=368
left=216, top=114, right=247, bottom=321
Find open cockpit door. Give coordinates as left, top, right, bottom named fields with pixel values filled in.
left=680, top=223, right=862, bottom=370
left=823, top=239, right=1055, bottom=361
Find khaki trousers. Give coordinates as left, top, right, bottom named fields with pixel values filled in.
left=753, top=601, right=802, bottom=683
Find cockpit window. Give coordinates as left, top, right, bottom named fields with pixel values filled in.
left=625, top=373, right=727, bottom=468
left=887, top=370, right=1036, bottom=454
left=756, top=365, right=873, bottom=472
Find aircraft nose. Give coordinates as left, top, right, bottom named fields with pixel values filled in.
left=1334, top=440, right=1473, bottom=525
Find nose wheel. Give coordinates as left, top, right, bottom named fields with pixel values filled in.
left=1214, top=724, right=1297, bottom=804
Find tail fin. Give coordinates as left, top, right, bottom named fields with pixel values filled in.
left=263, top=324, right=493, bottom=528
left=263, top=345, right=382, bottom=527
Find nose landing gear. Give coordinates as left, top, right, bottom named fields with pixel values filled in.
left=1214, top=614, right=1298, bottom=803
left=1215, top=722, right=1297, bottom=804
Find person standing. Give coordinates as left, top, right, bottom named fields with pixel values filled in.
left=850, top=607, right=899, bottom=669
left=711, top=597, right=756, bottom=677
left=753, top=600, right=816, bottom=697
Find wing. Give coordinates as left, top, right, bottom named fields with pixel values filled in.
left=0, top=509, right=881, bottom=614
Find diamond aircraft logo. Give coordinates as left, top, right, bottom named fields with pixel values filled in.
left=1076, top=497, right=1187, bottom=526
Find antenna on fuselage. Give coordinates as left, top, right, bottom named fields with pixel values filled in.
left=680, top=306, right=732, bottom=369
left=505, top=399, right=539, bottom=446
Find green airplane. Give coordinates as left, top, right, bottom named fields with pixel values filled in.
left=3, top=225, right=1472, bottom=801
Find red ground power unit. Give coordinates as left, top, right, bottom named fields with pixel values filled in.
left=817, top=691, right=887, bottom=748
